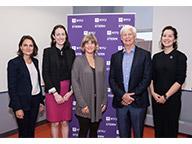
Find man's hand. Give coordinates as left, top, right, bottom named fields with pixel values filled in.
left=121, top=92, right=135, bottom=106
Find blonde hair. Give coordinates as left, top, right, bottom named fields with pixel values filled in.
left=81, top=34, right=99, bottom=53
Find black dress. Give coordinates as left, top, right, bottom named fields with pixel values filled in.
left=151, top=49, right=187, bottom=137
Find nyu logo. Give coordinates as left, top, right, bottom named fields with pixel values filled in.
left=72, top=46, right=76, bottom=50
left=72, top=46, right=81, bottom=51
left=72, top=127, right=78, bottom=132
left=107, top=30, right=119, bottom=36
left=118, top=46, right=123, bottom=50
left=73, top=101, right=76, bottom=106
left=106, top=116, right=117, bottom=121
left=116, top=130, right=119, bottom=135
left=72, top=18, right=84, bottom=23
left=118, top=17, right=123, bottom=22
left=99, top=46, right=106, bottom=50
left=106, top=116, right=111, bottom=121
left=106, top=61, right=110, bottom=66
left=83, top=31, right=96, bottom=35
left=107, top=87, right=111, bottom=93
left=95, top=18, right=107, bottom=23
left=118, top=17, right=132, bottom=23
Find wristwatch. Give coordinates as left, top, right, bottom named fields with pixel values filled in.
left=52, top=91, right=57, bottom=95
left=163, top=94, right=169, bottom=100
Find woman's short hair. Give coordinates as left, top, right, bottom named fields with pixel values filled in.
left=160, top=25, right=178, bottom=49
left=81, top=34, right=99, bottom=53
left=17, top=35, right=38, bottom=57
left=120, top=25, right=137, bottom=36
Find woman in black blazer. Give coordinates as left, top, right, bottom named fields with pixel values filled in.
left=7, top=35, right=44, bottom=138
left=42, top=25, right=75, bottom=138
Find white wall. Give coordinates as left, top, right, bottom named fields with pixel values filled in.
left=0, top=6, right=73, bottom=92
left=152, top=6, right=192, bottom=91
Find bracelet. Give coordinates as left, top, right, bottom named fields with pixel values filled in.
left=163, top=94, right=169, bottom=100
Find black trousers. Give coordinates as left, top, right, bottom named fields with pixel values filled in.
left=152, top=96, right=181, bottom=138
left=76, top=115, right=101, bottom=138
left=15, top=95, right=40, bottom=138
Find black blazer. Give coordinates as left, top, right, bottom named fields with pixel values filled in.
left=42, top=47, right=75, bottom=93
left=7, top=56, right=44, bottom=111
left=109, top=46, right=152, bottom=108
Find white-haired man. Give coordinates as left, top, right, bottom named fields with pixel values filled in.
left=109, top=25, right=152, bottom=138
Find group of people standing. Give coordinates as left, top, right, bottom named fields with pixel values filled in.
left=7, top=24, right=187, bottom=138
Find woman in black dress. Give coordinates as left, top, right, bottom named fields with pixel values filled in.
left=150, top=26, right=187, bottom=137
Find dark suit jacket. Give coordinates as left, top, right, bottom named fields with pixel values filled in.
left=7, top=56, right=44, bottom=111
left=42, top=46, right=75, bottom=93
left=109, top=46, right=152, bottom=108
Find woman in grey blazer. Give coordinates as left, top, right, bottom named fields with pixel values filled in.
left=72, top=34, right=107, bottom=138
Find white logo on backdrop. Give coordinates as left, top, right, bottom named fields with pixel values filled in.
left=118, top=17, right=131, bottom=23
left=83, top=31, right=96, bottom=35
left=95, top=18, right=99, bottom=23
left=72, top=18, right=76, bottom=23
left=99, top=46, right=106, bottom=50
left=116, top=130, right=119, bottom=135
left=106, top=117, right=111, bottom=121
left=72, top=46, right=81, bottom=50
left=95, top=18, right=107, bottom=23
left=118, top=17, right=123, bottom=22
left=118, top=46, right=123, bottom=50
left=73, top=101, right=76, bottom=106
left=72, top=127, right=77, bottom=132
left=97, top=52, right=105, bottom=56
left=106, top=61, right=110, bottom=66
left=107, top=30, right=112, bottom=35
left=72, top=18, right=84, bottom=23
left=107, top=30, right=119, bottom=35
left=72, top=46, right=76, bottom=50
left=107, top=87, right=111, bottom=93
left=71, top=18, right=84, bottom=28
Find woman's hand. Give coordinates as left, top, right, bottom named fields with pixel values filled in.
left=158, top=96, right=167, bottom=104
left=81, top=106, right=89, bottom=114
left=15, top=109, right=24, bottom=119
left=53, top=92, right=64, bottom=104
left=39, top=103, right=44, bottom=113
left=152, top=92, right=166, bottom=104
left=152, top=92, right=161, bottom=103
left=63, top=90, right=73, bottom=102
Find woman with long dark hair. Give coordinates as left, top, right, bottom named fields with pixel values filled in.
left=150, top=26, right=187, bottom=137
left=42, top=25, right=75, bottom=137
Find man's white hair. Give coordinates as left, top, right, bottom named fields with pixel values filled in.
left=120, top=25, right=137, bottom=36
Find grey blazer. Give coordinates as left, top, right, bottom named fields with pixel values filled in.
left=72, top=55, right=107, bottom=122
